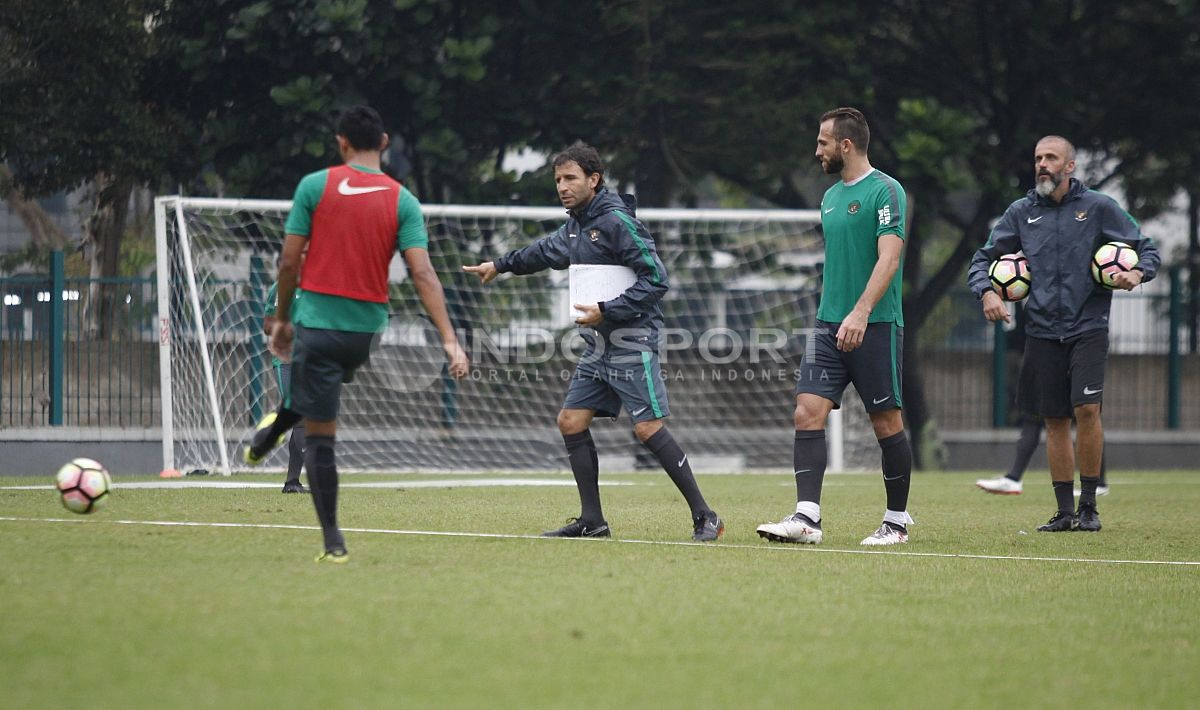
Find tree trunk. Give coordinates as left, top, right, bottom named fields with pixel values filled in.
left=83, top=173, right=132, bottom=340
left=0, top=164, right=71, bottom=250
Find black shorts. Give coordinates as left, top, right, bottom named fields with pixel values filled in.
left=1018, top=329, right=1108, bottom=418
left=562, top=348, right=670, bottom=423
left=289, top=325, right=375, bottom=422
left=795, top=319, right=903, bottom=411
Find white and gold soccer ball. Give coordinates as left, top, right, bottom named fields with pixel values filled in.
left=1091, top=242, right=1139, bottom=289
left=55, top=458, right=112, bottom=514
left=989, top=252, right=1031, bottom=301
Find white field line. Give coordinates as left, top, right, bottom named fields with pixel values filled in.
left=0, top=478, right=638, bottom=491
left=2, top=516, right=1197, bottom=567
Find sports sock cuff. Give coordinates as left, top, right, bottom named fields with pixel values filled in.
left=795, top=501, right=821, bottom=521
left=794, top=430, right=825, bottom=441
left=643, top=427, right=674, bottom=453
left=884, top=509, right=914, bottom=526
left=878, top=431, right=908, bottom=449
left=306, top=435, right=336, bottom=463
left=562, top=430, right=593, bottom=448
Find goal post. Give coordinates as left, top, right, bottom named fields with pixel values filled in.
left=154, top=196, right=866, bottom=475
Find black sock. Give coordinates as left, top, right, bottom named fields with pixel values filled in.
left=1098, top=453, right=1107, bottom=488
left=1079, top=475, right=1100, bottom=508
left=563, top=430, right=604, bottom=523
left=879, top=431, right=912, bottom=512
left=644, top=427, right=708, bottom=516
left=793, top=430, right=827, bottom=505
left=1007, top=418, right=1041, bottom=481
left=1053, top=480, right=1075, bottom=514
left=285, top=424, right=305, bottom=484
left=304, top=435, right=343, bottom=551
left=253, top=406, right=302, bottom=454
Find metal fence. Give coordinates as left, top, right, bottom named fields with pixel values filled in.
left=920, top=268, right=1197, bottom=431
left=1, top=254, right=1196, bottom=431
left=1, top=262, right=159, bottom=427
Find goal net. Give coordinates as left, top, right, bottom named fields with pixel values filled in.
left=154, top=197, right=875, bottom=475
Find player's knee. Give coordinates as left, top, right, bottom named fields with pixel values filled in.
left=870, top=414, right=903, bottom=439
left=557, top=410, right=586, bottom=436
left=794, top=405, right=823, bottom=430
left=633, top=419, right=663, bottom=443
left=1074, top=403, right=1102, bottom=425
left=1044, top=416, right=1072, bottom=433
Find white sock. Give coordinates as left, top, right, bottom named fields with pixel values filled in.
left=884, top=509, right=914, bottom=527
left=796, top=501, right=821, bottom=522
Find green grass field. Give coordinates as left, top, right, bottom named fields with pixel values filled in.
left=2, top=470, right=1198, bottom=709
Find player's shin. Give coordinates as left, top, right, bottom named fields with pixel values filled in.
left=794, top=430, right=828, bottom=507
left=563, top=430, right=604, bottom=524
left=305, top=435, right=343, bottom=551
left=644, top=427, right=708, bottom=515
left=286, top=424, right=306, bottom=483
left=879, top=430, right=912, bottom=513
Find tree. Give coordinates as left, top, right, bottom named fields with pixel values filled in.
left=0, top=0, right=195, bottom=336
left=838, top=0, right=1200, bottom=465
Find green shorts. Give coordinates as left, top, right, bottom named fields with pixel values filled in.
left=562, top=347, right=670, bottom=423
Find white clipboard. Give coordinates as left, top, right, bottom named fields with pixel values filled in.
left=569, top=264, right=637, bottom=318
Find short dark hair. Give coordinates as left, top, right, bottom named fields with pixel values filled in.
left=336, top=105, right=386, bottom=151
left=552, top=141, right=605, bottom=187
left=1037, top=135, right=1076, bottom=161
left=820, top=107, right=870, bottom=153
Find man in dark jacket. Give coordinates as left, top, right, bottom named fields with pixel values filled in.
left=463, top=142, right=723, bottom=542
left=968, top=135, right=1160, bottom=533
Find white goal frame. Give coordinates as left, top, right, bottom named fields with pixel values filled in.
left=155, top=196, right=850, bottom=475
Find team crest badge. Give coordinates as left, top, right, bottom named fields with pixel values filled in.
left=847, top=201, right=861, bottom=215
left=588, top=229, right=600, bottom=242
left=1075, top=210, right=1088, bottom=222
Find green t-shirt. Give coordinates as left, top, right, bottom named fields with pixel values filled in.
left=283, top=164, right=428, bottom=333
left=816, top=169, right=907, bottom=325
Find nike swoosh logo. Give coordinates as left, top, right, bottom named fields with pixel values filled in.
left=794, top=469, right=811, bottom=475
left=873, top=395, right=891, bottom=404
left=883, top=475, right=906, bottom=481
left=631, top=406, right=647, bottom=416
left=677, top=456, right=687, bottom=468
left=1026, top=216, right=1043, bottom=223
left=336, top=178, right=390, bottom=196
left=1083, top=386, right=1102, bottom=395
left=824, top=207, right=835, bottom=214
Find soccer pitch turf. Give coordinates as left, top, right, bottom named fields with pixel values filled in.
left=2, top=470, right=1198, bottom=709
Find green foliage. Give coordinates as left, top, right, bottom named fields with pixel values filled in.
left=0, top=0, right=195, bottom=194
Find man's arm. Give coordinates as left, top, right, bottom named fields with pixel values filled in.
left=1103, top=199, right=1160, bottom=290
left=594, top=214, right=669, bottom=323
left=970, top=208, right=1024, bottom=323
left=836, top=234, right=903, bottom=352
left=499, top=226, right=572, bottom=275
left=463, top=226, right=570, bottom=284
left=405, top=247, right=470, bottom=378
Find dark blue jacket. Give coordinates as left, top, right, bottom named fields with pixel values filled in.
left=495, top=187, right=668, bottom=350
left=968, top=179, right=1161, bottom=340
